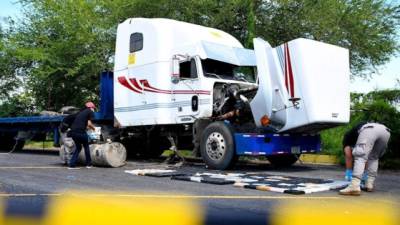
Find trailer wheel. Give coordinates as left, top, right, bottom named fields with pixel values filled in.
left=267, top=154, right=300, bottom=167
left=200, top=121, right=236, bottom=170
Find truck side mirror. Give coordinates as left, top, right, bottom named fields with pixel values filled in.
left=171, top=56, right=180, bottom=84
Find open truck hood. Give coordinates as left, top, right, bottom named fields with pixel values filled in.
left=250, top=38, right=350, bottom=133
left=172, top=41, right=256, bottom=66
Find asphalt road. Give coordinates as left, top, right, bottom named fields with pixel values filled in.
left=0, top=150, right=399, bottom=222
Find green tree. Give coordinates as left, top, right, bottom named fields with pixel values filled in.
left=321, top=89, right=400, bottom=166
left=1, top=0, right=399, bottom=113
left=0, top=93, right=36, bottom=117
left=355, top=90, right=400, bottom=159
left=257, top=0, right=400, bottom=77
left=0, top=24, right=22, bottom=100
left=8, top=0, right=115, bottom=110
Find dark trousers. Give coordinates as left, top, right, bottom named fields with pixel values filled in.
left=69, top=132, right=92, bottom=167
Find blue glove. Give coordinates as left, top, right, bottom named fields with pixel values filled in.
left=345, top=169, right=352, bottom=181
left=360, top=172, right=368, bottom=188
left=361, top=172, right=368, bottom=181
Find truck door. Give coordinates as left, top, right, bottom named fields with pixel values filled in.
left=172, top=57, right=203, bottom=123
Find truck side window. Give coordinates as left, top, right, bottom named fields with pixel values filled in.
left=179, top=59, right=198, bottom=79
left=179, top=61, right=190, bottom=78
left=129, top=33, right=143, bottom=53
left=190, top=59, right=198, bottom=79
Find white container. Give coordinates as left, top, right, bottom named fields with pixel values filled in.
left=59, top=142, right=127, bottom=168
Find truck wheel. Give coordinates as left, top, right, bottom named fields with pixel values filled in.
left=200, top=121, right=237, bottom=170
left=267, top=154, right=300, bottom=167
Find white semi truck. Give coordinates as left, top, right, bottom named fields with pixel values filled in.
left=112, top=18, right=349, bottom=169
left=0, top=18, right=350, bottom=169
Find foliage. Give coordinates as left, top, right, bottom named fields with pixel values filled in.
left=321, top=89, right=400, bottom=166
left=258, top=0, right=400, bottom=76
left=4, top=0, right=117, bottom=111
left=0, top=25, right=23, bottom=100
left=0, top=0, right=399, bottom=114
left=0, top=93, right=36, bottom=117
left=354, top=90, right=400, bottom=160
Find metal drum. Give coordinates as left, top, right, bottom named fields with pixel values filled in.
left=60, top=141, right=127, bottom=168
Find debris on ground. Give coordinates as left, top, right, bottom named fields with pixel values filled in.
left=124, top=169, right=349, bottom=194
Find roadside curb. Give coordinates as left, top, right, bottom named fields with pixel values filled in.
left=299, top=154, right=339, bottom=165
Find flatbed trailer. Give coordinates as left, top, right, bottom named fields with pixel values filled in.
left=0, top=72, right=114, bottom=150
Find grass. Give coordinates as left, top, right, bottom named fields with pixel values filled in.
left=24, top=140, right=55, bottom=149
left=162, top=150, right=193, bottom=157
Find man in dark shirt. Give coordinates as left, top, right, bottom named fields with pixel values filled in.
left=68, top=102, right=96, bottom=169
left=342, top=121, right=367, bottom=181
left=340, top=122, right=390, bottom=196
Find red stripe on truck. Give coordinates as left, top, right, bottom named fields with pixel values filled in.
left=118, top=76, right=210, bottom=95
left=117, top=76, right=142, bottom=93
left=284, top=44, right=295, bottom=98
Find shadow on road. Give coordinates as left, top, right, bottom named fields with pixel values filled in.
left=18, top=149, right=59, bottom=156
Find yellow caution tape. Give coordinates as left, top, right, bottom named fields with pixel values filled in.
left=1, top=192, right=399, bottom=225
left=272, top=199, right=398, bottom=225
left=3, top=217, right=41, bottom=225
left=0, top=198, right=3, bottom=225
left=42, top=193, right=204, bottom=225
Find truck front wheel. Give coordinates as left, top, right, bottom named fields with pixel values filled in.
left=200, top=122, right=237, bottom=170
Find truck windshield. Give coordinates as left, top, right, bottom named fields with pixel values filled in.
left=202, top=59, right=256, bottom=83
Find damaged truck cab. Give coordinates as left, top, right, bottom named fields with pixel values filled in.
left=112, top=18, right=350, bottom=169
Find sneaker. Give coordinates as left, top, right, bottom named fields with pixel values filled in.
left=339, top=186, right=361, bottom=196
left=86, top=166, right=93, bottom=169
left=339, top=178, right=361, bottom=196
left=364, top=177, right=375, bottom=192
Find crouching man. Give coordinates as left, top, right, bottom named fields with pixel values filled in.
left=340, top=122, right=391, bottom=196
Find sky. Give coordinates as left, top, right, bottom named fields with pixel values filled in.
left=1, top=1, right=399, bottom=93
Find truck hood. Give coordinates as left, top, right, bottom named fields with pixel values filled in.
left=172, top=41, right=256, bottom=66
left=250, top=38, right=350, bottom=133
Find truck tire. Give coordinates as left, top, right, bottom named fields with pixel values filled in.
left=267, top=154, right=300, bottom=167
left=200, top=121, right=237, bottom=170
